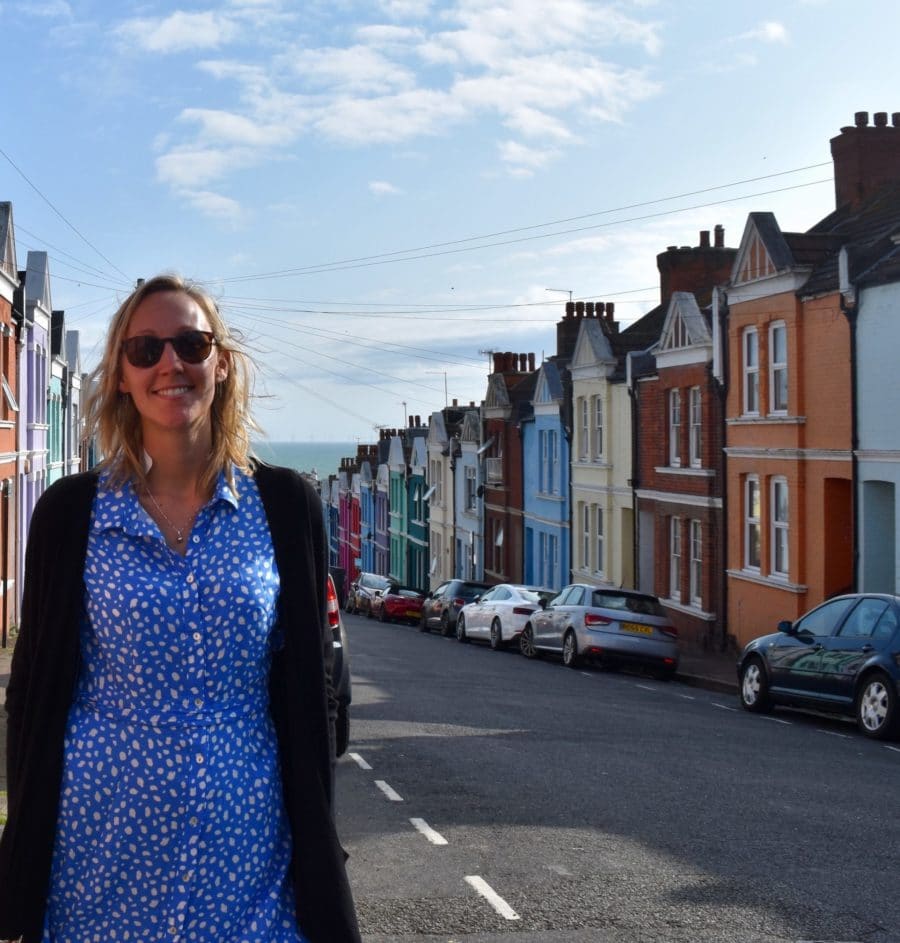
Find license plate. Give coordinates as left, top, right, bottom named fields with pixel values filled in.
left=406, top=610, right=419, bottom=618
left=622, top=622, right=653, bottom=635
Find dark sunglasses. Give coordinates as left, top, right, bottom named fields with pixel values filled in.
left=121, top=330, right=216, bottom=368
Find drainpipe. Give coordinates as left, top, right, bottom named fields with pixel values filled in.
left=714, top=287, right=730, bottom=653
left=839, top=263, right=859, bottom=591
left=626, top=352, right=639, bottom=590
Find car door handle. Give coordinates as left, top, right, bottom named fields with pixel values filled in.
left=812, top=643, right=823, bottom=651
left=861, top=644, right=873, bottom=653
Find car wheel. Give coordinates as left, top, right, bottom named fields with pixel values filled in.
left=335, top=704, right=350, bottom=757
left=490, top=619, right=505, bottom=651
left=419, top=613, right=429, bottom=633
left=440, top=611, right=452, bottom=637
left=739, top=656, right=772, bottom=713
left=520, top=625, right=538, bottom=659
left=562, top=630, right=580, bottom=668
left=856, top=673, right=898, bottom=740
left=378, top=605, right=387, bottom=623
left=456, top=614, right=469, bottom=643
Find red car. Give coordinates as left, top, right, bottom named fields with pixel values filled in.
left=371, top=586, right=425, bottom=625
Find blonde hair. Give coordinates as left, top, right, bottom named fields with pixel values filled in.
left=84, top=273, right=258, bottom=493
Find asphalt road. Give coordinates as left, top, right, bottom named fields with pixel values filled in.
left=335, top=611, right=900, bottom=943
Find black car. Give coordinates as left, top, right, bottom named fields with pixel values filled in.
left=327, top=574, right=352, bottom=756
left=345, top=571, right=395, bottom=618
left=737, top=593, right=900, bottom=740
left=420, top=578, right=492, bottom=636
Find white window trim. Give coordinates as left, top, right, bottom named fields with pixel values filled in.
left=744, top=475, right=761, bottom=572
left=595, top=505, right=605, bottom=578
left=593, top=395, right=604, bottom=460
left=579, top=398, right=589, bottom=460
left=669, top=389, right=681, bottom=467
left=769, top=321, right=788, bottom=415
left=770, top=476, right=789, bottom=578
left=582, top=503, right=590, bottom=570
left=689, top=519, right=702, bottom=607
left=689, top=386, right=701, bottom=468
left=669, top=517, right=681, bottom=602
left=743, top=328, right=759, bottom=416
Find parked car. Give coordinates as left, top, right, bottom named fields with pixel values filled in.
left=520, top=584, right=679, bottom=676
left=419, top=578, right=493, bottom=636
left=737, top=593, right=900, bottom=740
left=327, top=573, right=352, bottom=756
left=456, top=583, right=554, bottom=649
left=371, top=585, right=425, bottom=624
left=345, top=571, right=395, bottom=617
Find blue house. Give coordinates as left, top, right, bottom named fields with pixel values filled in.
left=521, top=360, right=570, bottom=591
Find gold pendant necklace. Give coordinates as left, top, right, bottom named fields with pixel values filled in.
left=145, top=489, right=195, bottom=544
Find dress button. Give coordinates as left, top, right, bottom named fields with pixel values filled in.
left=196, top=754, right=204, bottom=764
left=193, top=535, right=200, bottom=543
left=189, top=816, right=199, bottom=827
left=194, top=698, right=203, bottom=708
left=193, top=632, right=201, bottom=642
left=186, top=573, right=195, bottom=584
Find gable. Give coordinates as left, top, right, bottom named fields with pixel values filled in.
left=571, top=317, right=615, bottom=369
left=658, top=292, right=711, bottom=352
left=0, top=202, right=16, bottom=280
left=25, top=250, right=52, bottom=314
left=533, top=361, right=562, bottom=405
left=731, top=213, right=798, bottom=287
left=484, top=373, right=511, bottom=409
left=460, top=409, right=481, bottom=442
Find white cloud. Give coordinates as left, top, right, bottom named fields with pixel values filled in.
left=16, top=0, right=71, bottom=16
left=369, top=180, right=403, bottom=195
left=378, top=0, right=433, bottom=18
left=156, top=146, right=253, bottom=188
left=287, top=45, right=416, bottom=94
left=503, top=107, right=572, bottom=140
left=735, top=20, right=789, bottom=44
left=116, top=11, right=238, bottom=53
left=498, top=140, right=559, bottom=172
left=178, top=108, right=298, bottom=147
left=182, top=189, right=243, bottom=222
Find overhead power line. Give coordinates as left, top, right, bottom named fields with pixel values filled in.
left=210, top=162, right=832, bottom=284
left=0, top=146, right=132, bottom=283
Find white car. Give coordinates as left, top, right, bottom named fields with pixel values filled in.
left=456, top=584, right=554, bottom=650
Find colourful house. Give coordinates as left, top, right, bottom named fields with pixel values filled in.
left=482, top=352, right=537, bottom=585
left=453, top=409, right=483, bottom=580
left=425, top=404, right=465, bottom=589
left=407, top=434, right=428, bottom=590
left=0, top=203, right=19, bottom=641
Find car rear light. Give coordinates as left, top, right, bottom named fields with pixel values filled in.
left=512, top=606, right=535, bottom=615
left=663, top=657, right=676, bottom=666
left=453, top=597, right=466, bottom=607
left=585, top=612, right=612, bottom=626
left=326, top=578, right=340, bottom=629
left=660, top=624, right=678, bottom=638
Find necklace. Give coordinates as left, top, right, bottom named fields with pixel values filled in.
left=145, top=489, right=196, bottom=544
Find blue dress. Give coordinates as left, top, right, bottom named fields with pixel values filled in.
left=43, top=469, right=306, bottom=943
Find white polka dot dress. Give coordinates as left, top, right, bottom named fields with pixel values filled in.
left=42, top=469, right=307, bottom=942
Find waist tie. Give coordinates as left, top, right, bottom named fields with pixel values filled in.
left=72, top=695, right=267, bottom=728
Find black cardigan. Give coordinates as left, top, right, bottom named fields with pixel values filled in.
left=0, top=465, right=361, bottom=943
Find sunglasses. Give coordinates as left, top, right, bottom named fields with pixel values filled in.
left=121, top=330, right=217, bottom=368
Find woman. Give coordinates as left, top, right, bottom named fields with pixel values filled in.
left=0, top=275, right=361, bottom=943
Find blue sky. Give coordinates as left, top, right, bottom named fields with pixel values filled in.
left=2, top=0, right=896, bottom=442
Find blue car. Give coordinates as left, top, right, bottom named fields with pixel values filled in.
left=737, top=593, right=900, bottom=740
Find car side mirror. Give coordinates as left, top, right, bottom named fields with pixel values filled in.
left=539, top=597, right=548, bottom=609
left=474, top=595, right=482, bottom=603
left=777, top=619, right=795, bottom=635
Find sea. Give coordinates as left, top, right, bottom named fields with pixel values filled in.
left=251, top=441, right=357, bottom=479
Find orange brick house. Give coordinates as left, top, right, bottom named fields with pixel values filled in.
left=724, top=111, right=900, bottom=648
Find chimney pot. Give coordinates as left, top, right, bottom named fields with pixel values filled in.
left=874, top=112, right=888, bottom=128
left=452, top=398, right=458, bottom=407
left=528, top=352, right=536, bottom=371
left=469, top=401, right=475, bottom=408
left=517, top=352, right=525, bottom=371
left=699, top=230, right=710, bottom=248
left=585, top=301, right=594, bottom=317
left=855, top=111, right=869, bottom=127
left=492, top=352, right=502, bottom=373
left=565, top=301, right=575, bottom=317
left=893, top=113, right=900, bottom=128
left=606, top=302, right=615, bottom=319
left=575, top=301, right=585, bottom=318
left=714, top=224, right=725, bottom=248
left=667, top=245, right=676, bottom=252
left=504, top=351, right=514, bottom=371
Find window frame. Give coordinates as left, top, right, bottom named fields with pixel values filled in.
left=579, top=397, right=589, bottom=460
left=669, top=517, right=681, bottom=601
left=769, top=321, right=788, bottom=414
left=770, top=476, right=789, bottom=577
left=689, top=519, right=702, bottom=607
left=582, top=502, right=590, bottom=570
left=595, top=505, right=604, bottom=577
left=593, top=394, right=604, bottom=459
left=669, top=388, right=682, bottom=467
left=745, top=476, right=761, bottom=571
left=689, top=386, right=702, bottom=468
left=743, top=327, right=760, bottom=416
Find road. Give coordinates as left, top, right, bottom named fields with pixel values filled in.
left=335, top=611, right=900, bottom=943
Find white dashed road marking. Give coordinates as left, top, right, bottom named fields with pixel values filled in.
left=679, top=694, right=696, bottom=700
left=349, top=752, right=372, bottom=770
left=375, top=780, right=404, bottom=801
left=885, top=745, right=900, bottom=753
left=546, top=864, right=572, bottom=877
left=760, top=715, right=792, bottom=725
left=410, top=818, right=448, bottom=845
left=635, top=684, right=656, bottom=691
left=713, top=702, right=738, bottom=712
left=817, top=729, right=852, bottom=740
left=464, top=876, right=520, bottom=920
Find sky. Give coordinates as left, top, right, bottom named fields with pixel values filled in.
left=2, top=0, right=897, bottom=443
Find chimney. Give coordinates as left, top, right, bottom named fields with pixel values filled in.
left=492, top=352, right=503, bottom=373
left=452, top=398, right=458, bottom=407
left=528, top=352, right=536, bottom=372
left=831, top=110, right=900, bottom=209
left=656, top=227, right=737, bottom=306
left=699, top=230, right=710, bottom=248
left=714, top=224, right=724, bottom=248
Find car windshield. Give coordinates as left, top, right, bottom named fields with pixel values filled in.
left=519, top=589, right=553, bottom=605
left=394, top=588, right=421, bottom=599
left=459, top=583, right=490, bottom=598
left=592, top=591, right=667, bottom=617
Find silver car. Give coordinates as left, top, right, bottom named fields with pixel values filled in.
left=520, top=584, right=679, bottom=677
